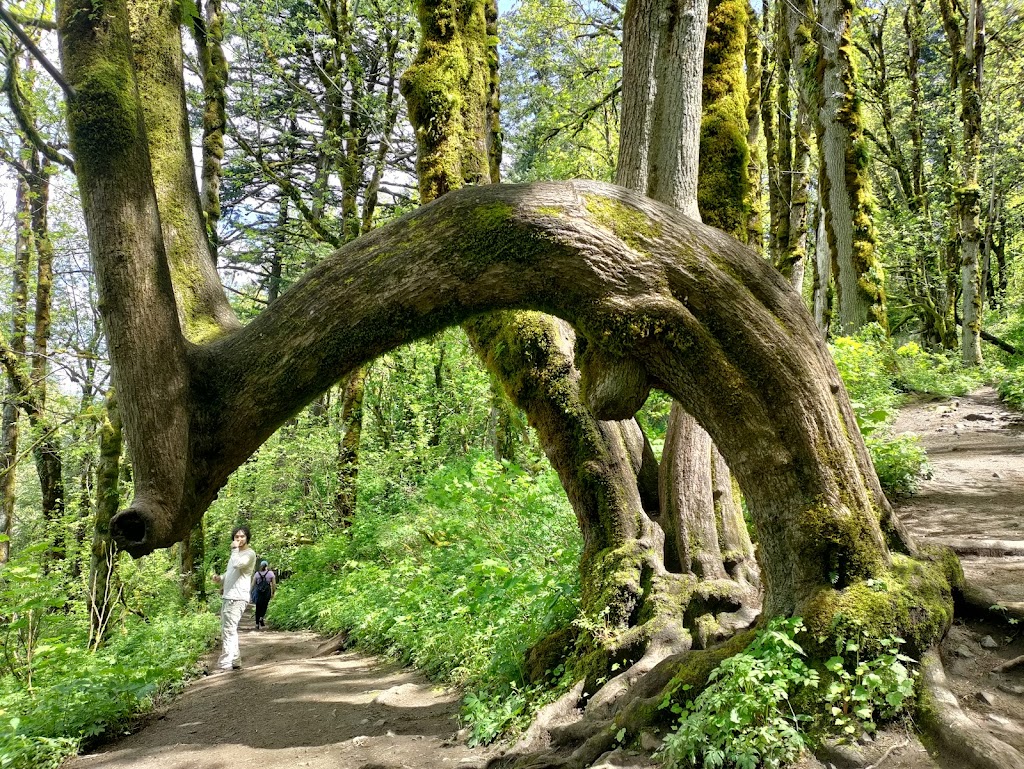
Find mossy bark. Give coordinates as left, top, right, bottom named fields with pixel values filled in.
left=59, top=0, right=194, bottom=543
left=0, top=172, right=32, bottom=565
left=699, top=0, right=750, bottom=239
left=404, top=0, right=684, bottom=680
left=813, top=0, right=887, bottom=334
left=743, top=1, right=762, bottom=251
left=938, top=0, right=985, bottom=366
left=191, top=0, right=228, bottom=260
left=126, top=0, right=238, bottom=343
left=334, top=366, right=366, bottom=524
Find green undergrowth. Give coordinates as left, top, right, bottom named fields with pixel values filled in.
left=989, top=312, right=1024, bottom=410
left=0, top=546, right=219, bottom=769
left=267, top=451, right=582, bottom=744
left=659, top=617, right=918, bottom=769
left=831, top=324, right=987, bottom=494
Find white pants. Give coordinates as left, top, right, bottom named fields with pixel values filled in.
left=218, top=599, right=247, bottom=669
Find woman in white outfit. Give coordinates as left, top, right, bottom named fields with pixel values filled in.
left=211, top=526, right=256, bottom=671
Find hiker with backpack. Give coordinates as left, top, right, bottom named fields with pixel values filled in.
left=252, top=560, right=276, bottom=629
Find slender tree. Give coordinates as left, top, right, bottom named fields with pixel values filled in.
left=814, top=0, right=887, bottom=333
left=939, top=0, right=986, bottom=365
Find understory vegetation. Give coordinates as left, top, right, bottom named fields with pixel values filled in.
left=0, top=545, right=219, bottom=768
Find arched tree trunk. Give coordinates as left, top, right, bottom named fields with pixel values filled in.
left=57, top=0, right=967, bottom=758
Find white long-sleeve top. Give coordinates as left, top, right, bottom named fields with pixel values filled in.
left=221, top=547, right=257, bottom=601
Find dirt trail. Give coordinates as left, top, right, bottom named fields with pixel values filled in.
left=65, top=387, right=1024, bottom=769
left=63, top=622, right=500, bottom=769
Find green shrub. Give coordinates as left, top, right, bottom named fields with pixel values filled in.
left=0, top=546, right=219, bottom=769
left=267, top=452, right=582, bottom=742
left=659, top=618, right=817, bottom=769
left=658, top=617, right=919, bottom=769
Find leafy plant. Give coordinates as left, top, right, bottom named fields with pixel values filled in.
left=819, top=628, right=917, bottom=737
left=659, top=617, right=921, bottom=769
left=266, top=451, right=582, bottom=743
left=659, top=618, right=818, bottom=769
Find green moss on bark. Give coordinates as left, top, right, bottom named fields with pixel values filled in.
left=800, top=553, right=955, bottom=658
left=699, top=0, right=750, bottom=239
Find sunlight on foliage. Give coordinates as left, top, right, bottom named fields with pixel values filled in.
left=266, top=453, right=582, bottom=743
left=0, top=543, right=218, bottom=769
left=658, top=617, right=918, bottom=769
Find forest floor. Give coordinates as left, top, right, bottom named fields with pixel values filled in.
left=63, top=387, right=1024, bottom=769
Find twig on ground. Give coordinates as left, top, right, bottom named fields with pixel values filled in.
left=865, top=739, right=909, bottom=769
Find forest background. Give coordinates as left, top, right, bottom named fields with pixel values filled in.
left=0, top=0, right=1023, bottom=766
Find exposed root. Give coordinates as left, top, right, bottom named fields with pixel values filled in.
left=313, top=632, right=350, bottom=656
left=991, top=655, right=1024, bottom=675
left=937, top=538, right=1024, bottom=557
left=959, top=580, right=1024, bottom=624
left=491, top=632, right=756, bottom=769
left=918, top=649, right=1024, bottom=769
left=865, top=739, right=908, bottom=769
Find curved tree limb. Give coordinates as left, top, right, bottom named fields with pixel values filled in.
left=87, top=179, right=899, bottom=626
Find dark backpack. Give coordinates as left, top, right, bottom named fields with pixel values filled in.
left=253, top=571, right=272, bottom=600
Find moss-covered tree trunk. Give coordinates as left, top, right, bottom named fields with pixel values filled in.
left=784, top=0, right=814, bottom=291
left=743, top=1, right=762, bottom=251
left=191, top=0, right=228, bottom=260
left=814, top=0, right=886, bottom=334
left=402, top=0, right=687, bottom=691
left=699, top=0, right=750, bottom=238
left=0, top=171, right=31, bottom=565
left=939, top=0, right=985, bottom=366
left=334, top=366, right=365, bottom=524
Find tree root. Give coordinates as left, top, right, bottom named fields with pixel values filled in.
left=313, top=631, right=349, bottom=656
left=488, top=633, right=756, bottom=769
left=958, top=580, right=1024, bottom=624
left=918, top=649, right=1024, bottom=769
left=937, top=538, right=1024, bottom=557
left=991, top=655, right=1024, bottom=675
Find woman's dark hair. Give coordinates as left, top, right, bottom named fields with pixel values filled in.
left=232, top=525, right=251, bottom=543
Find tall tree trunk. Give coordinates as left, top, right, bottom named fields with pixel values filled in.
left=0, top=173, right=32, bottom=564
left=773, top=0, right=794, bottom=275
left=760, top=3, right=784, bottom=265
left=743, top=1, right=762, bottom=251
left=178, top=517, right=206, bottom=604
left=784, top=0, right=815, bottom=292
left=192, top=0, right=228, bottom=261
left=812, top=196, right=832, bottom=332
left=334, top=366, right=365, bottom=523
left=939, top=0, right=985, bottom=365
left=699, top=0, right=750, bottom=238
left=89, top=391, right=122, bottom=649
left=26, top=157, right=66, bottom=560
left=814, top=0, right=886, bottom=334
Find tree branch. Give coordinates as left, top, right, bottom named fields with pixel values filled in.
left=0, top=4, right=74, bottom=99
left=1, top=52, right=75, bottom=168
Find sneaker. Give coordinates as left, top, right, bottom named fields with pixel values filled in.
left=231, top=662, right=242, bottom=670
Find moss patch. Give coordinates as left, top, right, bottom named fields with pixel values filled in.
left=799, top=553, right=955, bottom=658
left=583, top=195, right=661, bottom=256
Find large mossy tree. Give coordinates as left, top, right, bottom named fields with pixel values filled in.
left=52, top=0, right=1005, bottom=765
